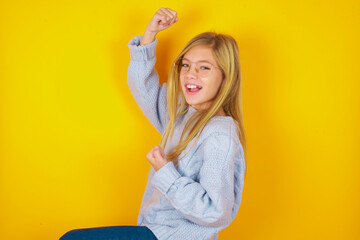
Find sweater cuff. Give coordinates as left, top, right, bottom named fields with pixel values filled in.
left=152, top=161, right=181, bottom=195
left=128, top=35, right=157, bottom=61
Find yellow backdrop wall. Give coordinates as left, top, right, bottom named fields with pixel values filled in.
left=1, top=0, right=359, bottom=239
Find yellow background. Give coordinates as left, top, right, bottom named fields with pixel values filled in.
left=1, top=0, right=359, bottom=239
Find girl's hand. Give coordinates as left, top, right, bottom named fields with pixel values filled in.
left=146, top=145, right=167, bottom=171
left=140, top=8, right=178, bottom=45
left=145, top=8, right=178, bottom=34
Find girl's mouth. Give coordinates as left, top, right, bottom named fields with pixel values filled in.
left=185, top=84, right=202, bottom=95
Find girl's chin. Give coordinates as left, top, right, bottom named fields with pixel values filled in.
left=185, top=100, right=213, bottom=111
left=184, top=99, right=200, bottom=106
left=185, top=100, right=203, bottom=109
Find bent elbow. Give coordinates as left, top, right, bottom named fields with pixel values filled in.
left=198, top=208, right=232, bottom=227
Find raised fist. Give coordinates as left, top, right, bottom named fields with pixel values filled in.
left=145, top=8, right=178, bottom=34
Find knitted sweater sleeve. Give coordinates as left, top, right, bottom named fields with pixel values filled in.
left=151, top=131, right=242, bottom=227
left=127, top=35, right=168, bottom=134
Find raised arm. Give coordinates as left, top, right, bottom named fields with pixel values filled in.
left=126, top=8, right=178, bottom=134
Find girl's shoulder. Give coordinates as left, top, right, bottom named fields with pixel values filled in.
left=200, top=116, right=240, bottom=144
left=206, top=115, right=237, bottom=132
left=177, top=115, right=244, bottom=166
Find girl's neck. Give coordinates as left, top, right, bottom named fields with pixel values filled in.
left=189, top=105, right=227, bottom=117
left=216, top=108, right=227, bottom=117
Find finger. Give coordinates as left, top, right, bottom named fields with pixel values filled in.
left=167, top=10, right=177, bottom=25
left=155, top=12, right=169, bottom=25
left=158, top=9, right=170, bottom=20
left=172, top=16, right=179, bottom=24
left=159, top=8, right=175, bottom=25
left=155, top=9, right=170, bottom=23
left=169, top=13, right=177, bottom=25
left=165, top=8, right=177, bottom=25
left=157, top=145, right=165, bottom=157
left=166, top=8, right=177, bottom=15
left=146, top=153, right=154, bottom=162
left=153, top=149, right=164, bottom=162
left=163, top=8, right=176, bottom=21
left=146, top=149, right=155, bottom=161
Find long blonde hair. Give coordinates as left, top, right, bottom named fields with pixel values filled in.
left=160, top=32, right=247, bottom=178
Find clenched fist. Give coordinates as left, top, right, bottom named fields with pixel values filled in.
left=145, top=7, right=178, bottom=33
left=140, top=8, right=178, bottom=45
left=146, top=145, right=168, bottom=171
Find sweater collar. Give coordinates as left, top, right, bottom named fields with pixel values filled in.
left=188, top=105, right=197, bottom=114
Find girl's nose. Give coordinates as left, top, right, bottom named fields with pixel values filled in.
left=185, top=64, right=199, bottom=78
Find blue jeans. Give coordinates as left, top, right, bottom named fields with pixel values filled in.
left=59, top=226, right=158, bottom=240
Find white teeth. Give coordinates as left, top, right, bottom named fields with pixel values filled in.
left=186, top=84, right=202, bottom=89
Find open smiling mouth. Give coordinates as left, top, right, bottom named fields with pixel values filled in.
left=185, top=84, right=203, bottom=95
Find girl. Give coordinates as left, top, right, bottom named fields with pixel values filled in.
left=60, top=7, right=246, bottom=240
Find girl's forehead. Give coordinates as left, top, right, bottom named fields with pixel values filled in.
left=183, top=45, right=216, bottom=64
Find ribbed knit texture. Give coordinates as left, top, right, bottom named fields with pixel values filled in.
left=127, top=35, right=245, bottom=240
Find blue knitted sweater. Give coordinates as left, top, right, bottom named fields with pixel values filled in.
left=127, top=35, right=245, bottom=240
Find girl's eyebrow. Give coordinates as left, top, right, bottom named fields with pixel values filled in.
left=182, top=57, right=213, bottom=64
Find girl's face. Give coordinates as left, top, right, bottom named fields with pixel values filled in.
left=179, top=45, right=224, bottom=111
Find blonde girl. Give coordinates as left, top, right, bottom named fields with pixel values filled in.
left=60, top=7, right=246, bottom=240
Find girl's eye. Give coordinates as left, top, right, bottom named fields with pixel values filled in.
left=181, top=63, right=189, bottom=68
left=200, top=66, right=211, bottom=70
